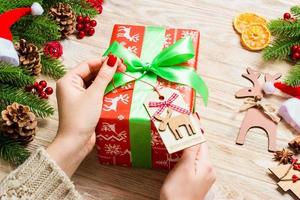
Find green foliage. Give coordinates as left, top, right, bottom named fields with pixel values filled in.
left=12, top=15, right=60, bottom=47
left=0, top=62, right=35, bottom=87
left=291, top=6, right=300, bottom=17
left=285, top=63, right=300, bottom=86
left=0, top=85, right=54, bottom=118
left=268, top=20, right=300, bottom=37
left=41, top=55, right=66, bottom=79
left=0, top=134, right=30, bottom=166
left=0, top=0, right=42, bottom=13
left=263, top=37, right=300, bottom=60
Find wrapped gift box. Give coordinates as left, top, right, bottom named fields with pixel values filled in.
left=95, top=24, right=201, bottom=170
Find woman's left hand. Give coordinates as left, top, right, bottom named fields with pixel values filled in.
left=47, top=55, right=126, bottom=177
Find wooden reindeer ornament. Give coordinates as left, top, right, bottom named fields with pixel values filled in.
left=235, top=67, right=281, bottom=152
left=144, top=88, right=205, bottom=153
left=154, top=108, right=196, bottom=140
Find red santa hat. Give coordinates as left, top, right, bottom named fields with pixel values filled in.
left=274, top=82, right=300, bottom=133
left=0, top=2, right=44, bottom=66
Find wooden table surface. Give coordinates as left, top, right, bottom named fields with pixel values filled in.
left=1, top=0, right=299, bottom=199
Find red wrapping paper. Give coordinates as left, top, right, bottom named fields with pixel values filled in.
left=95, top=24, right=200, bottom=170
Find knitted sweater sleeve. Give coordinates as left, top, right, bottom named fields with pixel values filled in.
left=0, top=148, right=82, bottom=200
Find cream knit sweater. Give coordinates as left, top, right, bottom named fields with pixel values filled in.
left=0, top=148, right=82, bottom=200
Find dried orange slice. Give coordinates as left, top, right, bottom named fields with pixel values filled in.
left=241, top=24, right=271, bottom=51
left=234, top=13, right=267, bottom=34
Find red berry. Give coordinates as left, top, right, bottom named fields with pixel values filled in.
left=292, top=45, right=299, bottom=53
left=87, top=28, right=95, bottom=36
left=45, top=87, right=53, bottom=95
left=83, top=16, right=90, bottom=23
left=77, top=31, right=86, bottom=39
left=33, top=81, right=39, bottom=88
left=77, top=16, right=83, bottom=23
left=39, top=91, right=48, bottom=99
left=293, top=52, right=300, bottom=60
left=36, top=85, right=44, bottom=93
left=39, top=80, right=47, bottom=88
left=76, top=23, right=84, bottom=31
left=284, top=12, right=291, bottom=20
left=90, top=20, right=97, bottom=27
left=84, top=23, right=91, bottom=30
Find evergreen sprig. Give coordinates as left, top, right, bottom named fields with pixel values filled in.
left=0, top=134, right=30, bottom=166
left=263, top=37, right=300, bottom=61
left=41, top=55, right=66, bottom=79
left=0, top=85, right=54, bottom=118
left=268, top=19, right=300, bottom=38
left=0, top=0, right=42, bottom=13
left=12, top=15, right=61, bottom=47
left=291, top=6, right=300, bottom=17
left=42, top=0, right=98, bottom=17
left=0, top=62, right=34, bottom=87
left=285, top=63, right=300, bottom=86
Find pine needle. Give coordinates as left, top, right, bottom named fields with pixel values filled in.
left=0, top=134, right=30, bottom=166
left=41, top=55, right=66, bottom=80
left=263, top=37, right=300, bottom=60
left=268, top=19, right=300, bottom=38
left=285, top=63, right=300, bottom=86
left=0, top=85, right=54, bottom=118
left=291, top=6, right=300, bottom=17
left=0, top=63, right=35, bottom=87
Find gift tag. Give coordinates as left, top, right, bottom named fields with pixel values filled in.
left=144, top=88, right=206, bottom=153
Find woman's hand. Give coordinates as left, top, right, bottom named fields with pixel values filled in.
left=47, top=55, right=126, bottom=177
left=160, top=138, right=216, bottom=200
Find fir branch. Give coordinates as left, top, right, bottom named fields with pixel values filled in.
left=12, top=15, right=61, bottom=47
left=71, top=0, right=98, bottom=17
left=0, top=85, right=54, bottom=118
left=0, top=62, right=34, bottom=87
left=43, top=0, right=98, bottom=17
left=0, top=0, right=42, bottom=13
left=268, top=19, right=300, bottom=37
left=285, top=63, right=300, bottom=86
left=0, top=134, right=30, bottom=166
left=291, top=6, right=300, bottom=17
left=41, top=55, right=66, bottom=79
left=263, top=37, right=300, bottom=60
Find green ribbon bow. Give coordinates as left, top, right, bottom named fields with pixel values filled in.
left=103, top=37, right=208, bottom=105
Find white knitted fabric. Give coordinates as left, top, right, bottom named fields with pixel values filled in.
left=0, top=148, right=82, bottom=200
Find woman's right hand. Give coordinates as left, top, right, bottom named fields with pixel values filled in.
left=160, top=142, right=216, bottom=200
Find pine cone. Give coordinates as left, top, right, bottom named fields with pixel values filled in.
left=289, top=136, right=300, bottom=152
left=273, top=148, right=294, bottom=164
left=15, top=39, right=42, bottom=76
left=49, top=3, right=76, bottom=38
left=1, top=103, right=37, bottom=144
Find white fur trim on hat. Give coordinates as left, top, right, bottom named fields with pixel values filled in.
left=0, top=38, right=19, bottom=66
left=31, top=2, right=44, bottom=16
left=263, top=81, right=276, bottom=95
left=279, top=98, right=300, bottom=133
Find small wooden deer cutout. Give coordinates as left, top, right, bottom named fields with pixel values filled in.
left=235, top=67, right=281, bottom=152
left=154, top=108, right=196, bottom=140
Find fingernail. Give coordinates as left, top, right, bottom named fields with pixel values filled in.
left=107, top=54, right=117, bottom=67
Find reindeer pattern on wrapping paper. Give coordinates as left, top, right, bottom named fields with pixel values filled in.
left=235, top=67, right=282, bottom=152
left=103, top=94, right=129, bottom=112
left=117, top=26, right=140, bottom=42
left=154, top=108, right=196, bottom=140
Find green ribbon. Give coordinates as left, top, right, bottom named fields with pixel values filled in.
left=103, top=36, right=209, bottom=105
left=103, top=26, right=208, bottom=167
